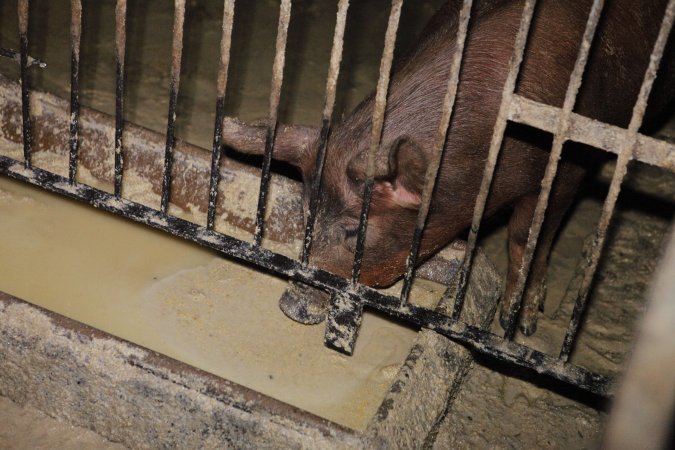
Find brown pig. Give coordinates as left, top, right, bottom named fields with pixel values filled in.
left=222, top=0, right=674, bottom=335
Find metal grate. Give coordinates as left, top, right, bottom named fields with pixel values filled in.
left=1, top=0, right=674, bottom=398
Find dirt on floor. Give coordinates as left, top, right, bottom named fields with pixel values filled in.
left=0, top=0, right=673, bottom=448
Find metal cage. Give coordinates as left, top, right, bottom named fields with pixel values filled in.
left=1, top=0, right=674, bottom=399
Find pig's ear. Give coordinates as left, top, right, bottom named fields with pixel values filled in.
left=222, top=117, right=319, bottom=172
left=376, top=137, right=427, bottom=209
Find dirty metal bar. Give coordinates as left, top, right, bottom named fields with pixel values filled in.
left=18, top=0, right=32, bottom=167
left=559, top=0, right=675, bottom=361
left=0, top=47, right=46, bottom=68
left=400, top=0, right=473, bottom=306
left=114, top=0, right=128, bottom=198
left=301, top=0, right=349, bottom=265
left=160, top=0, right=186, bottom=213
left=253, top=0, right=292, bottom=246
left=509, top=95, right=675, bottom=172
left=324, top=291, right=364, bottom=355
left=68, top=0, right=83, bottom=183
left=301, top=120, right=330, bottom=262
left=335, top=0, right=403, bottom=354
left=0, top=155, right=611, bottom=396
left=206, top=0, right=236, bottom=230
left=447, top=0, right=537, bottom=318
left=351, top=0, right=403, bottom=283
left=501, top=0, right=605, bottom=339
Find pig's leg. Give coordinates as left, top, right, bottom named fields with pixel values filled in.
left=501, top=186, right=574, bottom=336
left=500, top=193, right=549, bottom=336
left=500, top=156, right=584, bottom=336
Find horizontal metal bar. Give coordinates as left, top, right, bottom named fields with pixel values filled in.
left=0, top=47, right=46, bottom=68
left=509, top=94, right=675, bottom=171
left=0, top=155, right=612, bottom=397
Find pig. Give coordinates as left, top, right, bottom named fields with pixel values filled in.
left=222, top=0, right=675, bottom=335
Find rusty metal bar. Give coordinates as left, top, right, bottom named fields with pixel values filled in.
left=326, top=0, right=402, bottom=354
left=560, top=0, right=675, bottom=361
left=68, top=0, right=83, bottom=183
left=447, top=0, right=537, bottom=318
left=324, top=291, right=364, bottom=355
left=351, top=0, right=403, bottom=283
left=509, top=95, right=675, bottom=172
left=501, top=0, right=605, bottom=339
left=206, top=0, right=236, bottom=230
left=0, top=154, right=612, bottom=396
left=399, top=0, right=473, bottom=306
left=301, top=0, right=350, bottom=265
left=253, top=0, right=292, bottom=246
left=160, top=0, right=186, bottom=213
left=114, top=0, right=128, bottom=198
left=18, top=0, right=32, bottom=167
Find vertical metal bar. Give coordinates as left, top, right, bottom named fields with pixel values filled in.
left=351, top=0, right=403, bottom=283
left=17, top=0, right=32, bottom=167
left=253, top=0, right=292, bottom=246
left=399, top=0, right=473, bottom=306
left=560, top=0, right=675, bottom=361
left=501, top=0, right=605, bottom=339
left=324, top=291, right=364, bottom=356
left=206, top=0, right=236, bottom=230
left=160, top=0, right=186, bottom=213
left=445, top=0, right=537, bottom=320
left=301, top=0, right=350, bottom=265
left=114, top=0, right=128, bottom=198
left=68, top=0, right=83, bottom=183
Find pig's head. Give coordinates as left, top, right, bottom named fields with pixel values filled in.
left=222, top=114, right=438, bottom=287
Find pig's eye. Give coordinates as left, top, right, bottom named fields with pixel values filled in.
left=342, top=223, right=359, bottom=252
left=349, top=176, right=365, bottom=190
left=344, top=225, right=359, bottom=239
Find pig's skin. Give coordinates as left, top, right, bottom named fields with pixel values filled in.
left=222, top=0, right=674, bottom=335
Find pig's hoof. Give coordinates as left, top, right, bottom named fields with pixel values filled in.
left=279, top=282, right=329, bottom=325
left=519, top=320, right=537, bottom=336
left=498, top=310, right=511, bottom=332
